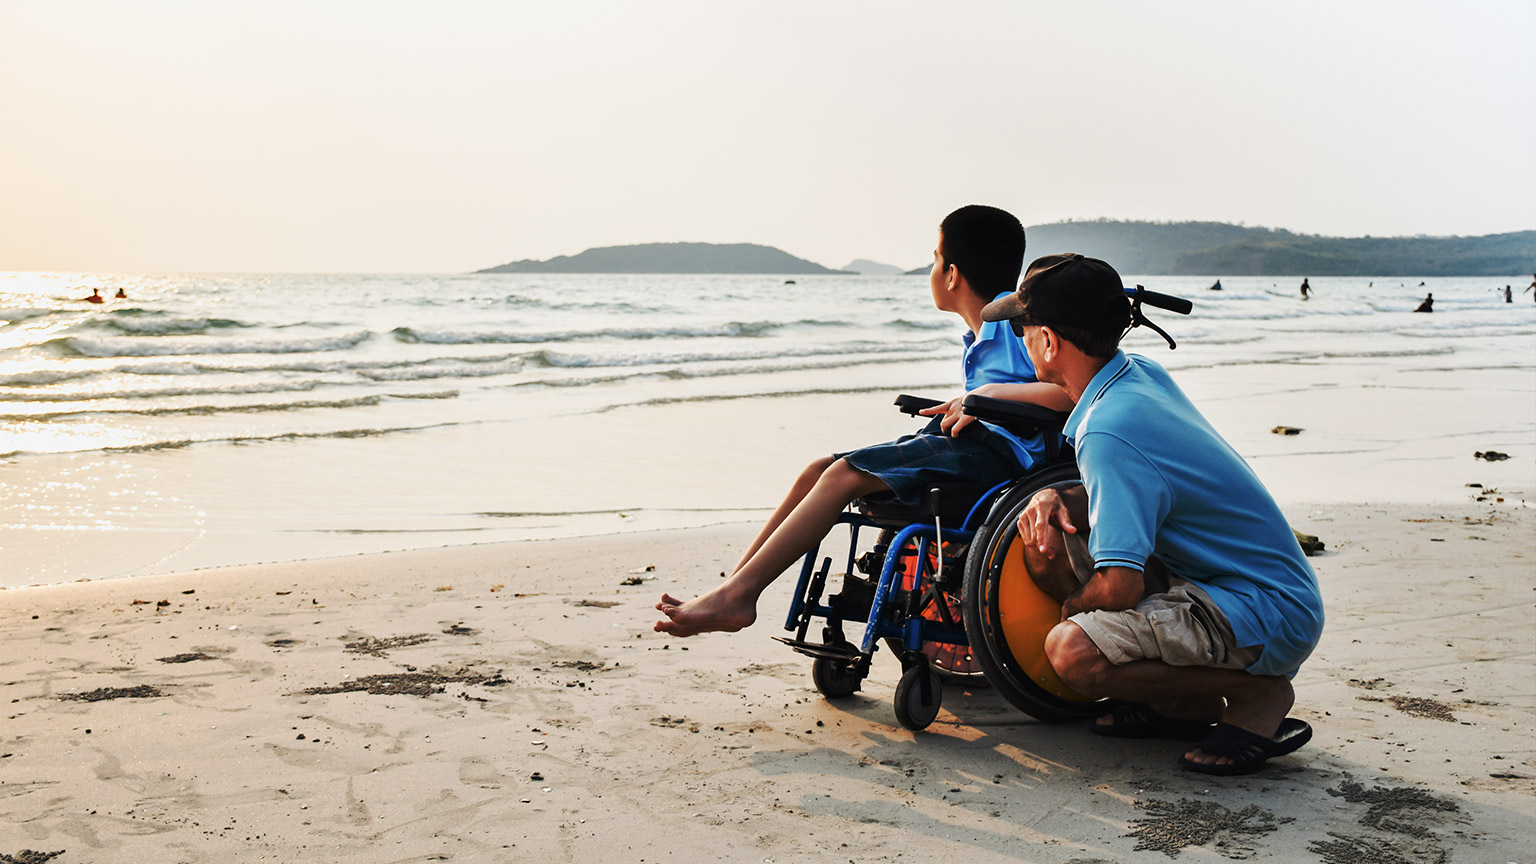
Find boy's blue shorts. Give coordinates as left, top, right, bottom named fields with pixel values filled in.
left=836, top=417, right=1027, bottom=507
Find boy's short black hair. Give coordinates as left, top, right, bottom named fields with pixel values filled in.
left=938, top=205, right=1026, bottom=298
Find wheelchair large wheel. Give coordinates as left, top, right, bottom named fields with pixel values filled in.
left=961, top=463, right=1108, bottom=723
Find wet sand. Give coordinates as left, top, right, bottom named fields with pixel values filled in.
left=1, top=498, right=1532, bottom=862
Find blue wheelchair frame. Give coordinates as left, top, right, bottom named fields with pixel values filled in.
left=780, top=479, right=1006, bottom=661
left=772, top=393, right=1075, bottom=729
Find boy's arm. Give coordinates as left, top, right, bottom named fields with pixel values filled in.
left=972, top=381, right=1075, bottom=412
left=920, top=381, right=1073, bottom=435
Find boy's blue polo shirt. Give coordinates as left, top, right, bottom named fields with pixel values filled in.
left=962, top=298, right=1047, bottom=469
left=1064, top=351, right=1324, bottom=677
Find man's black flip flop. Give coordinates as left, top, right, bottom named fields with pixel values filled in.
left=1090, top=702, right=1216, bottom=742
left=1179, top=717, right=1313, bottom=776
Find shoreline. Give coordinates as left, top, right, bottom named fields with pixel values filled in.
left=1, top=500, right=1532, bottom=861
left=6, top=350, right=1534, bottom=590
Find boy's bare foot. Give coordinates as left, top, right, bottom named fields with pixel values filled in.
left=654, top=589, right=757, bottom=637
left=1182, top=675, right=1295, bottom=768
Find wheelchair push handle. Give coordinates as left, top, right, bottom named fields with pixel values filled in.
left=1124, top=285, right=1192, bottom=349
left=1126, top=285, right=1192, bottom=316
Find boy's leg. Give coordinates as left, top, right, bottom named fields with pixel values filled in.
left=732, top=456, right=835, bottom=573
left=655, top=459, right=889, bottom=637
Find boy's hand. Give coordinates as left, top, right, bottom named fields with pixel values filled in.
left=917, top=397, right=975, bottom=436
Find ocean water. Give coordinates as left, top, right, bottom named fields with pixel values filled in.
left=2, top=271, right=1533, bottom=587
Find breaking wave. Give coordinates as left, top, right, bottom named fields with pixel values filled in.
left=46, top=331, right=373, bottom=358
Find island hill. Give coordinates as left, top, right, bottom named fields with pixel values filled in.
left=1004, top=221, right=1536, bottom=277
left=477, top=242, right=843, bottom=275
left=478, top=223, right=1536, bottom=277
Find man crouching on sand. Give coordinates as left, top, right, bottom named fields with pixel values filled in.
left=983, top=253, right=1324, bottom=776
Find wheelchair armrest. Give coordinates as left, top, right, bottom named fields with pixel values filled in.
left=961, top=394, right=1070, bottom=435
left=894, top=394, right=944, bottom=416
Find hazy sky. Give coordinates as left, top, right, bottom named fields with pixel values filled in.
left=2, top=1, right=1533, bottom=273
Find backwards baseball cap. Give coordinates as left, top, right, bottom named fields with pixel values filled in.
left=980, top=253, right=1130, bottom=333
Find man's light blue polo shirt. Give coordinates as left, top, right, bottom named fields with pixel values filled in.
left=962, top=296, right=1047, bottom=470
left=1064, top=351, right=1324, bottom=677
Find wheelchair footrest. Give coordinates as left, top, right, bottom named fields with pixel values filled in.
left=773, top=636, right=864, bottom=661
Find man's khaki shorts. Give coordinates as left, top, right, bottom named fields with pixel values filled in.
left=1061, top=534, right=1261, bottom=670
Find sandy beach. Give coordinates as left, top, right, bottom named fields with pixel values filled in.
left=4, top=275, right=1534, bottom=862
left=1, top=490, right=1532, bottom=862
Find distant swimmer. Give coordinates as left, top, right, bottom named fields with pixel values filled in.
left=1209, top=279, right=1222, bottom=291
left=1526, top=275, right=1535, bottom=303
left=1414, top=292, right=1433, bottom=313
left=1505, top=285, right=1513, bottom=303
left=114, top=288, right=127, bottom=299
left=1299, top=278, right=1311, bottom=300
left=82, top=288, right=104, bottom=304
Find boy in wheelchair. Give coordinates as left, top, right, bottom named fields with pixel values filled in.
left=654, top=205, right=1071, bottom=637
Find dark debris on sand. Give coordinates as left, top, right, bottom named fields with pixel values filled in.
left=1387, top=696, right=1458, bottom=722
left=1130, top=774, right=1171, bottom=793
left=59, top=685, right=164, bottom=702
left=1311, top=779, right=1463, bottom=864
left=1127, top=798, right=1290, bottom=858
left=342, top=633, right=433, bottom=657
left=1327, top=779, right=1460, bottom=839
left=300, top=667, right=507, bottom=697
left=551, top=660, right=609, bottom=673
left=1309, top=831, right=1449, bottom=864
left=0, top=851, right=65, bottom=864
left=157, top=652, right=215, bottom=664
left=1358, top=695, right=1459, bottom=722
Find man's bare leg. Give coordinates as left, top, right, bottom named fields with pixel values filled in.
left=655, top=459, right=889, bottom=636
left=1019, top=489, right=1223, bottom=730
left=731, top=456, right=835, bottom=573
left=1045, top=622, right=1295, bottom=767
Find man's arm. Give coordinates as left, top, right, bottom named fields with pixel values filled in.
left=1061, top=565, right=1145, bottom=621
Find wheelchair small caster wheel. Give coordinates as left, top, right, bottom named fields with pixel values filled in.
left=812, top=657, right=860, bottom=699
left=894, top=662, right=942, bottom=730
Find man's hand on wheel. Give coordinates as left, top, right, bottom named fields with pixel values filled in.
left=1018, top=487, right=1077, bottom=560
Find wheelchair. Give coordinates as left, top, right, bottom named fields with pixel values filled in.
left=774, top=285, right=1192, bottom=730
